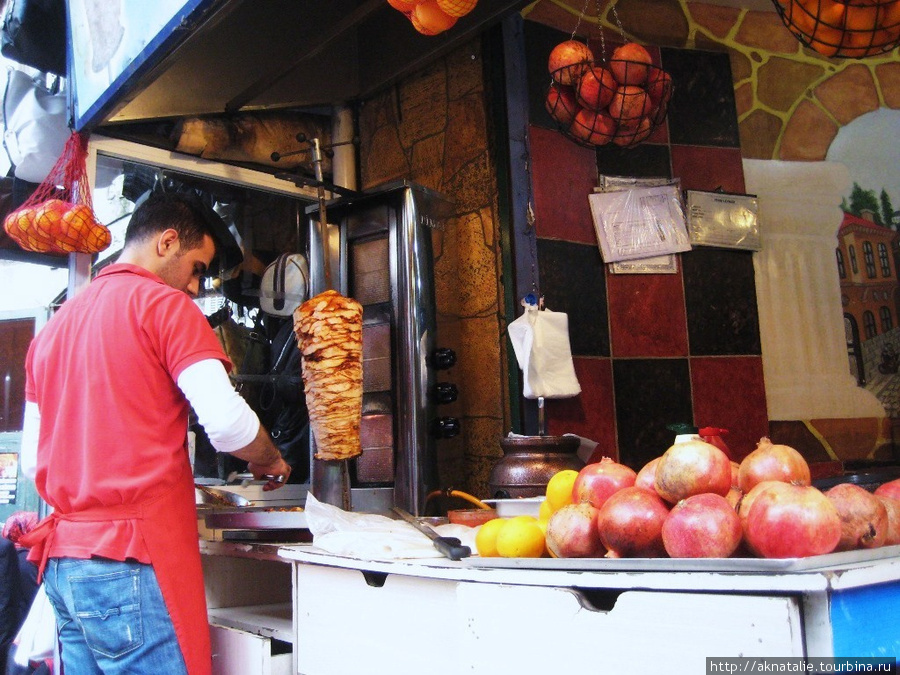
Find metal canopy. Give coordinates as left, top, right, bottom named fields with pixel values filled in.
left=99, top=0, right=531, bottom=125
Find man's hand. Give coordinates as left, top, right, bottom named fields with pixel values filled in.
left=247, top=457, right=292, bottom=491
left=229, top=424, right=292, bottom=491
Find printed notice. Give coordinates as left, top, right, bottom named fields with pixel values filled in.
left=589, top=185, right=691, bottom=263
left=0, top=452, right=17, bottom=505
left=688, top=190, right=760, bottom=250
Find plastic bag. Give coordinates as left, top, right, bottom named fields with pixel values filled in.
left=507, top=302, right=581, bottom=399
left=3, top=131, right=111, bottom=254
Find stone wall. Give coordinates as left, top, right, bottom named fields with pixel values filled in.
left=357, top=42, right=508, bottom=497
left=524, top=0, right=900, bottom=162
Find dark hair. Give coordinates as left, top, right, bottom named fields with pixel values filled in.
left=124, top=192, right=216, bottom=254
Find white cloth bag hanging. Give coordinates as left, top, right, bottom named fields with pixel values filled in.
left=507, top=303, right=581, bottom=399
left=3, top=68, right=68, bottom=183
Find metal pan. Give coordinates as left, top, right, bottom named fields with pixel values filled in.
left=195, top=484, right=253, bottom=507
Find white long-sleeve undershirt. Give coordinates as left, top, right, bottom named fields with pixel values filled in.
left=20, top=358, right=260, bottom=481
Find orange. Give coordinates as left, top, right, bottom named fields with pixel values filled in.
left=411, top=1, right=457, bottom=35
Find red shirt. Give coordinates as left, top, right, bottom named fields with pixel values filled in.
left=25, top=263, right=230, bottom=563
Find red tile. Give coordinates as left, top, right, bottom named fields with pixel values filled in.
left=670, top=145, right=746, bottom=193
left=530, top=124, right=598, bottom=244
left=545, top=357, right=618, bottom=457
left=690, top=356, right=769, bottom=461
left=607, top=267, right=688, bottom=357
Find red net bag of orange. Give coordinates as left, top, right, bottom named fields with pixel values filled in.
left=3, top=132, right=111, bottom=254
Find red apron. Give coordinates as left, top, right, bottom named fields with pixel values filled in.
left=22, top=460, right=212, bottom=675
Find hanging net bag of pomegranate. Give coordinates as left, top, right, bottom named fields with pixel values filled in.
left=3, top=131, right=111, bottom=254
left=544, top=0, right=673, bottom=149
left=773, top=0, right=900, bottom=58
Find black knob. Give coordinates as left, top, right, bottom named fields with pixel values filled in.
left=432, top=417, right=461, bottom=439
left=432, top=347, right=457, bottom=370
left=433, top=382, right=458, bottom=404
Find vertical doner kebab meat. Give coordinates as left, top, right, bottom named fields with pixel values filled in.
left=293, top=290, right=363, bottom=461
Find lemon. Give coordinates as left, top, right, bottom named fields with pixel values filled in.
left=475, top=517, right=508, bottom=557
left=538, top=497, right=554, bottom=523
left=496, top=515, right=546, bottom=558
left=545, top=469, right=579, bottom=512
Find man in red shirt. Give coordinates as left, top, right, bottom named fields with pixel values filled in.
left=21, top=192, right=292, bottom=675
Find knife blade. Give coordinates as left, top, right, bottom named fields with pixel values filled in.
left=392, top=507, right=471, bottom=561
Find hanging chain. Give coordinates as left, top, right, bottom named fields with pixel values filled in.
left=523, top=129, right=539, bottom=296
left=607, top=0, right=627, bottom=44
left=570, top=0, right=591, bottom=40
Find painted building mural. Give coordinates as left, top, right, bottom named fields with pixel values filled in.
left=830, top=109, right=900, bottom=417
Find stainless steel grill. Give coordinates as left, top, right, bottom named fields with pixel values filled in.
left=306, top=181, right=457, bottom=514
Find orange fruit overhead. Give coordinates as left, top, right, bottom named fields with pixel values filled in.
left=411, top=0, right=457, bottom=34
left=436, top=0, right=477, bottom=17
left=387, top=0, right=421, bottom=11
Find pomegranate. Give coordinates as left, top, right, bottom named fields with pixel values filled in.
left=645, top=66, right=673, bottom=105
left=730, top=461, right=740, bottom=489
left=737, top=437, right=811, bottom=493
left=874, top=477, right=900, bottom=501
left=634, top=457, right=661, bottom=494
left=545, top=84, right=579, bottom=127
left=548, top=40, right=594, bottom=86
left=572, top=457, right=636, bottom=509
left=650, top=98, right=669, bottom=126
left=725, top=485, right=742, bottom=510
left=875, top=495, right=900, bottom=546
left=609, top=42, right=653, bottom=86
left=654, top=439, right=732, bottom=504
left=607, top=86, right=653, bottom=126
left=612, top=117, right=652, bottom=146
left=596, top=486, right=669, bottom=558
left=576, top=65, right=617, bottom=112
left=662, top=493, right=743, bottom=558
left=545, top=503, right=606, bottom=558
left=744, top=482, right=841, bottom=558
left=825, top=483, right=888, bottom=551
left=738, top=480, right=785, bottom=529
left=569, top=109, right=616, bottom=146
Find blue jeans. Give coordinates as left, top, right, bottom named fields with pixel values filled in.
left=42, top=558, right=187, bottom=675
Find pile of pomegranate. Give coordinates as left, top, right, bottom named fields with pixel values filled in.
left=545, top=40, right=672, bottom=149
left=544, top=437, right=900, bottom=560
left=387, top=0, right=477, bottom=36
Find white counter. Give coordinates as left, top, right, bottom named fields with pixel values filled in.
left=277, top=545, right=900, bottom=675
left=200, top=541, right=900, bottom=675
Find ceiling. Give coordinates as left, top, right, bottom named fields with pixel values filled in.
left=100, top=0, right=532, bottom=125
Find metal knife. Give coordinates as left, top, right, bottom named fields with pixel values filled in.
left=392, top=507, right=471, bottom=561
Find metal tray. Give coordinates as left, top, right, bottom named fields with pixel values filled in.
left=203, top=507, right=307, bottom=530
left=462, top=544, right=900, bottom=573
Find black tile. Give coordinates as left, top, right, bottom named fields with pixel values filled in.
left=613, top=358, right=693, bottom=471
left=682, top=247, right=762, bottom=356
left=536, top=238, right=609, bottom=357
left=661, top=48, right=740, bottom=148
left=596, top=142, right=672, bottom=179
left=524, top=21, right=572, bottom=131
